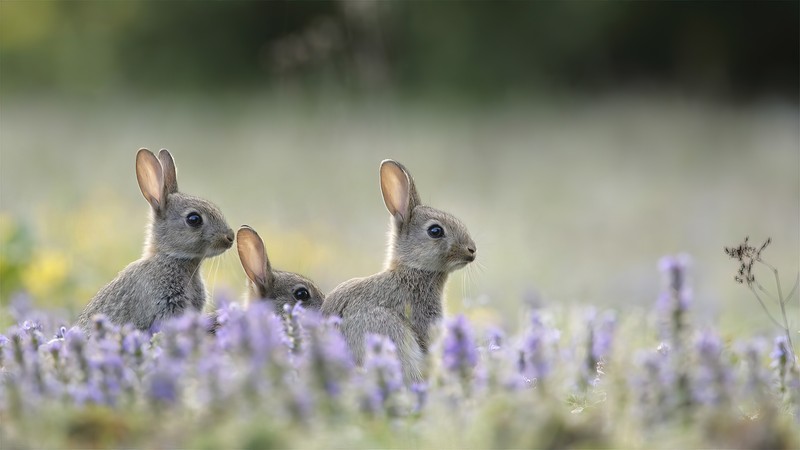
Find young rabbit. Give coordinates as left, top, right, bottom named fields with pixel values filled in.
left=236, top=225, right=325, bottom=312
left=322, top=159, right=476, bottom=382
left=77, top=148, right=234, bottom=332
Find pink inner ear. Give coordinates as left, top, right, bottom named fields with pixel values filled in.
left=381, top=163, right=410, bottom=219
left=136, top=151, right=164, bottom=210
left=237, top=230, right=268, bottom=286
left=158, top=150, right=178, bottom=194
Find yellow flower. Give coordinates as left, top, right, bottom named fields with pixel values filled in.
left=21, top=249, right=70, bottom=299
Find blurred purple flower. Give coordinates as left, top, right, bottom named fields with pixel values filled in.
left=518, top=312, right=559, bottom=387
left=360, top=334, right=404, bottom=415
left=657, top=254, right=692, bottom=347
left=410, top=382, right=428, bottom=413
left=631, top=349, right=677, bottom=424
left=9, top=293, right=34, bottom=323
left=146, top=366, right=180, bottom=405
left=298, top=309, right=354, bottom=398
left=770, top=335, right=795, bottom=399
left=692, top=330, right=732, bottom=407
left=443, top=315, right=478, bottom=378
left=485, top=327, right=504, bottom=353
left=591, top=312, right=616, bottom=363
left=581, top=309, right=617, bottom=388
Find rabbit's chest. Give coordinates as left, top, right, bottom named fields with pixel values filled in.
left=149, top=262, right=205, bottom=316
left=159, top=279, right=203, bottom=312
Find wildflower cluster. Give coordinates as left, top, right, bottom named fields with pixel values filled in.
left=1, top=257, right=799, bottom=448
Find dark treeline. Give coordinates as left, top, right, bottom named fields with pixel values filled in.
left=1, top=1, right=797, bottom=101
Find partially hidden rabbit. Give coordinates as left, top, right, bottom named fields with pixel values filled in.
left=77, top=148, right=234, bottom=332
left=236, top=225, right=325, bottom=312
left=322, top=159, right=476, bottom=382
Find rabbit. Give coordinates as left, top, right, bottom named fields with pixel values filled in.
left=236, top=225, right=325, bottom=312
left=322, top=159, right=476, bottom=382
left=77, top=148, right=234, bottom=332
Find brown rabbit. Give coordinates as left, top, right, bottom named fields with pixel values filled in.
left=236, top=225, right=325, bottom=312
left=322, top=160, right=476, bottom=382
left=77, top=149, right=234, bottom=332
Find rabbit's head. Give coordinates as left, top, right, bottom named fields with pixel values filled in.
left=236, top=225, right=325, bottom=310
left=136, top=148, right=234, bottom=259
left=380, top=160, right=476, bottom=273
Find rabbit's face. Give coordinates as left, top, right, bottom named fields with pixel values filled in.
left=393, top=206, right=476, bottom=273
left=237, top=225, right=325, bottom=311
left=250, top=270, right=325, bottom=311
left=379, top=159, right=476, bottom=274
left=152, top=193, right=234, bottom=259
left=137, top=149, right=234, bottom=260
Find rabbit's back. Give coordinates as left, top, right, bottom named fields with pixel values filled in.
left=324, top=272, right=424, bottom=381
left=340, top=305, right=423, bottom=382
left=78, top=255, right=205, bottom=331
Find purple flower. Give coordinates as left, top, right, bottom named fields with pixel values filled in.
left=517, top=312, right=559, bottom=387
left=54, top=326, right=68, bottom=340
left=90, top=315, right=118, bottom=340
left=657, top=254, right=692, bottom=345
left=360, top=334, right=404, bottom=415
left=631, top=349, right=677, bottom=424
left=9, top=293, right=34, bottom=323
left=581, top=309, right=617, bottom=388
left=442, top=315, right=478, bottom=378
left=298, top=312, right=354, bottom=398
left=485, top=327, right=504, bottom=353
left=410, top=382, right=428, bottom=413
left=658, top=254, right=691, bottom=292
left=691, top=330, right=732, bottom=406
left=591, top=312, right=616, bottom=363
left=146, top=367, right=179, bottom=405
left=770, top=335, right=795, bottom=397
left=770, top=335, right=790, bottom=373
left=735, top=339, right=771, bottom=405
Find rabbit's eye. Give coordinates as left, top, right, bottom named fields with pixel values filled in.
left=185, top=213, right=203, bottom=227
left=293, top=287, right=310, bottom=301
left=427, top=224, right=445, bottom=238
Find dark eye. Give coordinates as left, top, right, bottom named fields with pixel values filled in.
left=293, top=287, right=310, bottom=301
left=427, top=224, right=444, bottom=238
left=185, top=213, right=203, bottom=227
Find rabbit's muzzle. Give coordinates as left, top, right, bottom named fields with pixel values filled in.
left=206, top=230, right=234, bottom=256
left=448, top=244, right=476, bottom=270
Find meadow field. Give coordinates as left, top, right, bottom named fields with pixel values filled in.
left=1, top=93, right=798, bottom=447
left=2, top=1, right=798, bottom=447
left=2, top=93, right=798, bottom=326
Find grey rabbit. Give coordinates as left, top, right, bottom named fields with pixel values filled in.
left=77, top=148, right=234, bottom=332
left=322, top=159, right=476, bottom=382
left=236, top=225, right=325, bottom=312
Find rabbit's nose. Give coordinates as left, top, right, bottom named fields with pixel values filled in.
left=225, top=231, right=235, bottom=244
left=467, top=246, right=476, bottom=255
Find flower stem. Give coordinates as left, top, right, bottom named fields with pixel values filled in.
left=758, top=260, right=796, bottom=364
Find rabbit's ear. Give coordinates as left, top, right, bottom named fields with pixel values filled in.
left=158, top=149, right=179, bottom=194
left=380, top=160, right=421, bottom=224
left=136, top=148, right=165, bottom=213
left=237, top=226, right=274, bottom=295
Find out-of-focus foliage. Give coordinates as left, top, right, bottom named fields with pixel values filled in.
left=1, top=2, right=797, bottom=100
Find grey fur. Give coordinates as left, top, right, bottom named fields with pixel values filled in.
left=237, top=225, right=324, bottom=313
left=322, top=160, right=476, bottom=382
left=77, top=148, right=233, bottom=332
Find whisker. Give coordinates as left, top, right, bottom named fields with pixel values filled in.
left=467, top=265, right=477, bottom=301
left=461, top=269, right=467, bottom=310
left=187, top=255, right=204, bottom=293
left=211, top=257, right=220, bottom=310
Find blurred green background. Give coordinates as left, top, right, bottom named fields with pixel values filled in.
left=1, top=1, right=797, bottom=335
